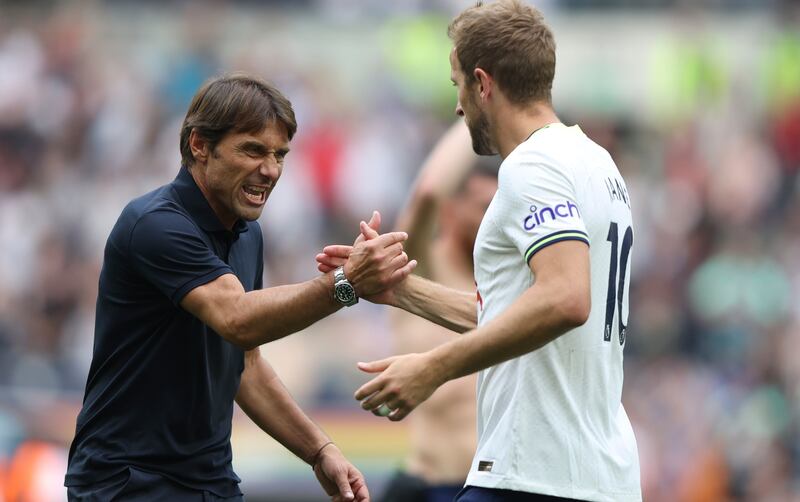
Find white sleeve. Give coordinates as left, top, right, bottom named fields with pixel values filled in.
left=493, top=158, right=589, bottom=263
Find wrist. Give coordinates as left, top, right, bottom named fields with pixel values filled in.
left=425, top=347, right=455, bottom=387
left=308, top=440, right=335, bottom=468
left=318, top=273, right=341, bottom=309
left=333, top=266, right=359, bottom=307
left=391, top=275, right=412, bottom=309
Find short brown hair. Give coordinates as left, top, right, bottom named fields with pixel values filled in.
left=448, top=0, right=556, bottom=105
left=179, top=73, right=297, bottom=167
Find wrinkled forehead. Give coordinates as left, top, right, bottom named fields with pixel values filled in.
left=227, top=120, right=291, bottom=150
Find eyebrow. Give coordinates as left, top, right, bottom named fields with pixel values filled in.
left=239, top=141, right=267, bottom=152
left=239, top=141, right=290, bottom=155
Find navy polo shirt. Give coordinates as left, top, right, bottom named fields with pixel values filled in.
left=65, top=166, right=263, bottom=497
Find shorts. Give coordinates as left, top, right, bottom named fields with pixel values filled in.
left=455, top=485, right=584, bottom=502
left=379, top=470, right=465, bottom=502
left=66, top=467, right=244, bottom=502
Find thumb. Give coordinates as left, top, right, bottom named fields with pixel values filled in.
left=332, top=468, right=354, bottom=501
left=367, top=210, right=381, bottom=233
left=360, top=220, right=380, bottom=240
left=357, top=357, right=396, bottom=373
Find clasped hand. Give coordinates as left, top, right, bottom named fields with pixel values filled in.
left=318, top=211, right=414, bottom=303
left=316, top=211, right=442, bottom=421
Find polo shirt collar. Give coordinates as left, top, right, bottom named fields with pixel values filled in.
left=173, top=165, right=249, bottom=235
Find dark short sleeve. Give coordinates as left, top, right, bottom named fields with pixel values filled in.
left=254, top=230, right=264, bottom=291
left=129, top=209, right=233, bottom=305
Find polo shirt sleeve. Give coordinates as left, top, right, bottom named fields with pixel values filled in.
left=493, top=157, right=589, bottom=264
left=128, top=209, right=233, bottom=305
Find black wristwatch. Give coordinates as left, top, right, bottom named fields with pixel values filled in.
left=333, top=266, right=358, bottom=307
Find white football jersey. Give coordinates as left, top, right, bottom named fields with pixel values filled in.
left=467, top=123, right=641, bottom=501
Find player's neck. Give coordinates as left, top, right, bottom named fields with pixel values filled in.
left=492, top=102, right=560, bottom=159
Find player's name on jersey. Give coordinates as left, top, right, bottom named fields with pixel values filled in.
left=604, top=176, right=631, bottom=209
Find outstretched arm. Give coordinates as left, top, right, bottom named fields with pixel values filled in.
left=355, top=240, right=590, bottom=421
left=236, top=348, right=369, bottom=501
left=388, top=274, right=477, bottom=333
left=395, top=120, right=478, bottom=278
left=320, top=224, right=476, bottom=333
left=183, top=230, right=415, bottom=350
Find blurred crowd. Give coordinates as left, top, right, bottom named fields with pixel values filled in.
left=0, top=1, right=799, bottom=501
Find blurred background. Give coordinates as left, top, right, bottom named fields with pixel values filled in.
left=0, top=0, right=799, bottom=500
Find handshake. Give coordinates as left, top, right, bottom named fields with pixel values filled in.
left=316, top=210, right=416, bottom=306
left=314, top=211, right=442, bottom=424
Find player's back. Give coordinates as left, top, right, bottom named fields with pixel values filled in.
left=469, top=124, right=641, bottom=501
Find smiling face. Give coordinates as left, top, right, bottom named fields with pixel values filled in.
left=189, top=121, right=290, bottom=228
left=450, top=48, right=495, bottom=156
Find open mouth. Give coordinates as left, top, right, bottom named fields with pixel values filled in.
left=242, top=184, right=268, bottom=205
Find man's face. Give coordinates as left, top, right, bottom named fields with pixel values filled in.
left=450, top=48, right=495, bottom=156
left=195, top=122, right=290, bottom=228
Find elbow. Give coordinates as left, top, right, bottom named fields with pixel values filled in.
left=557, top=291, right=591, bottom=330
left=415, top=177, right=442, bottom=202
left=223, top=314, right=259, bottom=351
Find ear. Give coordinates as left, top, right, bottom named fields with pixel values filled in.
left=473, top=68, right=493, bottom=102
left=188, top=129, right=210, bottom=166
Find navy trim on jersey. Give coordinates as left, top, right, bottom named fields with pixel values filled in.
left=525, top=230, right=589, bottom=263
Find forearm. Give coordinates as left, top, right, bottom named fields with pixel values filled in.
left=395, top=121, right=476, bottom=278
left=392, top=274, right=477, bottom=333
left=233, top=274, right=341, bottom=348
left=236, top=351, right=330, bottom=465
left=430, top=282, right=586, bottom=382
left=394, top=193, right=437, bottom=278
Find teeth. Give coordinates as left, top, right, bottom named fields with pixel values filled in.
left=243, top=185, right=266, bottom=195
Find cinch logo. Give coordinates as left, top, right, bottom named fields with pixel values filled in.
left=523, top=201, right=580, bottom=230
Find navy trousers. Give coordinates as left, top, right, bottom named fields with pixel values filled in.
left=67, top=467, right=244, bottom=502
left=455, top=485, right=583, bottom=502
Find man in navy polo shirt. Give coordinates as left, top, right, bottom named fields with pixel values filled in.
left=65, top=74, right=414, bottom=501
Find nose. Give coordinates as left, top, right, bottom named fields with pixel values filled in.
left=455, top=102, right=464, bottom=117
left=259, top=155, right=281, bottom=179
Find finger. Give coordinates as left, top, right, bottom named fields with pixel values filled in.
left=332, top=467, right=355, bottom=501
left=388, top=406, right=411, bottom=421
left=371, top=405, right=388, bottom=417
left=354, top=374, right=389, bottom=401
left=349, top=468, right=370, bottom=502
left=367, top=210, right=381, bottom=233
left=383, top=242, right=404, bottom=259
left=318, top=263, right=336, bottom=273
left=389, top=259, right=417, bottom=283
left=373, top=397, right=400, bottom=417
left=387, top=252, right=409, bottom=271
left=371, top=231, right=408, bottom=248
left=356, top=357, right=396, bottom=374
left=362, top=387, right=403, bottom=413
left=322, top=245, right=353, bottom=258
left=361, top=388, right=394, bottom=412
left=360, top=221, right=380, bottom=240
left=316, top=254, right=348, bottom=268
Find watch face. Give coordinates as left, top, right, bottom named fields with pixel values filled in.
left=335, top=283, right=356, bottom=304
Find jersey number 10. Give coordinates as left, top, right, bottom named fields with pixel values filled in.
left=604, top=222, right=633, bottom=346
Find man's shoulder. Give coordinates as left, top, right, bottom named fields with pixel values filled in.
left=110, top=184, right=189, bottom=244
left=501, top=126, right=616, bottom=186
left=125, top=183, right=184, bottom=218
